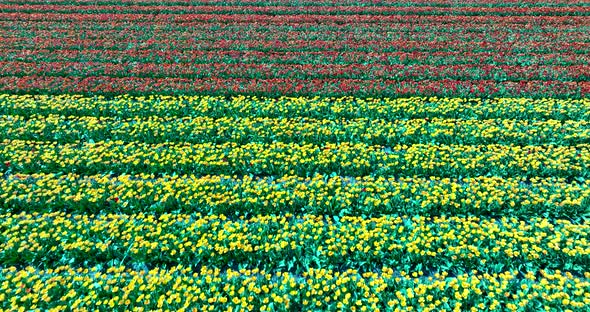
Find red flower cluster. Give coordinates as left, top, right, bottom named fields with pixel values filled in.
left=0, top=0, right=587, bottom=97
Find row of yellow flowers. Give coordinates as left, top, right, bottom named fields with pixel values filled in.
left=1, top=114, right=588, bottom=146
left=1, top=94, right=589, bottom=121
left=2, top=173, right=588, bottom=219
left=1, top=212, right=588, bottom=275
left=2, top=140, right=588, bottom=178
left=1, top=265, right=589, bottom=312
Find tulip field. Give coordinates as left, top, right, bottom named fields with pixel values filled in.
left=1, top=0, right=590, bottom=311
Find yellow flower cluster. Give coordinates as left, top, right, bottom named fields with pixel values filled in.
left=1, top=139, right=588, bottom=177
left=1, top=265, right=588, bottom=312
left=1, top=114, right=588, bottom=146
left=1, top=93, right=589, bottom=309
left=1, top=212, right=588, bottom=274
left=1, top=94, right=589, bottom=121
left=1, top=173, right=588, bottom=219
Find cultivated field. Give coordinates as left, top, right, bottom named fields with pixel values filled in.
left=0, top=0, right=589, bottom=311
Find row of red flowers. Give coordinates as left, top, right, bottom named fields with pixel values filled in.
left=3, top=4, right=589, bottom=15
left=3, top=49, right=586, bottom=66
left=3, top=38, right=587, bottom=54
left=3, top=19, right=584, bottom=30
left=2, top=12, right=586, bottom=24
left=1, top=75, right=587, bottom=98
left=3, top=26, right=587, bottom=43
left=2, top=61, right=587, bottom=82
left=5, top=0, right=587, bottom=5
